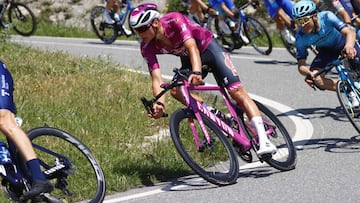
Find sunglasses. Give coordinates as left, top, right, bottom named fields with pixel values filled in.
left=294, top=15, right=313, bottom=26
left=134, top=24, right=151, bottom=33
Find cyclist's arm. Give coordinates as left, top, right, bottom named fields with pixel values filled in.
left=184, top=38, right=203, bottom=86
left=337, top=9, right=352, bottom=24
left=220, top=2, right=235, bottom=18
left=150, top=69, right=166, bottom=119
left=341, top=26, right=357, bottom=58
left=297, top=59, right=310, bottom=76
left=297, top=59, right=315, bottom=88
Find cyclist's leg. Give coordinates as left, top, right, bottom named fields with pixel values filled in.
left=0, top=61, right=53, bottom=199
left=103, top=0, right=115, bottom=24
left=310, top=49, right=339, bottom=91
left=203, top=39, right=277, bottom=156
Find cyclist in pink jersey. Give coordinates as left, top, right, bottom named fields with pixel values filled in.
left=130, top=3, right=277, bottom=156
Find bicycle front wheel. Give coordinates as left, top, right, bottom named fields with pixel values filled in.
left=242, top=100, right=297, bottom=171
left=279, top=27, right=297, bottom=59
left=90, top=6, right=118, bottom=44
left=243, top=16, right=272, bottom=55
left=27, top=127, right=106, bottom=203
left=8, top=2, right=36, bottom=36
left=170, top=108, right=239, bottom=186
left=336, top=80, right=360, bottom=133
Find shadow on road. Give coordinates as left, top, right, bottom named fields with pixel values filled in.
left=278, top=106, right=350, bottom=123
left=294, top=135, right=360, bottom=153
left=253, top=59, right=297, bottom=66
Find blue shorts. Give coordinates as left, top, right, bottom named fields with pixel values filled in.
left=264, top=0, right=293, bottom=19
left=0, top=61, right=16, bottom=114
left=310, top=42, right=360, bottom=70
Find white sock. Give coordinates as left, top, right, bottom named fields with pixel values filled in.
left=250, top=116, right=268, bottom=146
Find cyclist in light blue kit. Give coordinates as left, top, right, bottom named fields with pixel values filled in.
left=0, top=60, right=53, bottom=200
left=292, top=0, right=360, bottom=106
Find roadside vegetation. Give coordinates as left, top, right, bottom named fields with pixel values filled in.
left=0, top=36, right=196, bottom=200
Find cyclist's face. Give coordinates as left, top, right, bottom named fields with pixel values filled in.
left=297, top=14, right=316, bottom=34
left=136, top=24, right=155, bottom=43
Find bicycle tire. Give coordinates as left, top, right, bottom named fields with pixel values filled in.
left=243, top=16, right=272, bottom=55
left=241, top=100, right=296, bottom=171
left=279, top=27, right=297, bottom=59
left=27, top=127, right=106, bottom=203
left=336, top=80, right=360, bottom=133
left=90, top=6, right=118, bottom=44
left=8, top=2, right=36, bottom=36
left=214, top=18, right=236, bottom=52
left=169, top=108, right=239, bottom=186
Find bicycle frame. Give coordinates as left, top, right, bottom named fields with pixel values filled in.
left=178, top=80, right=252, bottom=152
left=117, top=0, right=133, bottom=26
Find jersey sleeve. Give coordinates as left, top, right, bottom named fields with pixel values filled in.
left=140, top=44, right=160, bottom=73
left=325, top=11, right=347, bottom=31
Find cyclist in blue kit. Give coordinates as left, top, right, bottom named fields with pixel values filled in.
left=0, top=60, right=53, bottom=199
left=292, top=0, right=360, bottom=103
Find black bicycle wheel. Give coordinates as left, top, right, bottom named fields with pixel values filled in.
left=27, top=127, right=106, bottom=203
left=90, top=6, right=118, bottom=44
left=279, top=27, right=297, bottom=59
left=243, top=16, right=272, bottom=55
left=169, top=108, right=239, bottom=186
left=240, top=100, right=296, bottom=171
left=214, top=18, right=236, bottom=52
left=8, top=2, right=36, bottom=36
left=336, top=80, right=360, bottom=133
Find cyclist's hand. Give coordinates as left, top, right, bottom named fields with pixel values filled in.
left=208, top=8, right=217, bottom=15
left=148, top=102, right=165, bottom=119
left=189, top=73, right=203, bottom=86
left=305, top=71, right=315, bottom=89
left=343, top=46, right=357, bottom=59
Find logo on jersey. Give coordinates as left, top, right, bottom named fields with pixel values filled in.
left=223, top=53, right=238, bottom=76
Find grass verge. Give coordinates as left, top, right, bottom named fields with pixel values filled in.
left=0, top=38, right=194, bottom=200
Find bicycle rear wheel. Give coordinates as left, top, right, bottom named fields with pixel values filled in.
left=213, top=18, right=236, bottom=52
left=27, top=127, right=106, bottom=203
left=243, top=16, right=272, bottom=55
left=241, top=100, right=296, bottom=171
left=279, top=27, right=297, bottom=59
left=8, top=2, right=36, bottom=36
left=170, top=108, right=239, bottom=185
left=90, top=6, right=118, bottom=44
left=336, top=80, right=360, bottom=133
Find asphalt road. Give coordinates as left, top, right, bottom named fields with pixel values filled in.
left=11, top=36, right=360, bottom=203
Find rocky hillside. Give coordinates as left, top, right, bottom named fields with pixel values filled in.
left=25, top=0, right=166, bottom=30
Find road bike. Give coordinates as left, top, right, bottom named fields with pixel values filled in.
left=90, top=0, right=136, bottom=44
left=141, top=67, right=296, bottom=185
left=213, top=2, right=272, bottom=54
left=0, top=118, right=106, bottom=202
left=0, top=0, right=36, bottom=36
left=309, top=56, right=360, bottom=133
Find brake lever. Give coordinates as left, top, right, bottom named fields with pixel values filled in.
left=140, top=97, right=168, bottom=117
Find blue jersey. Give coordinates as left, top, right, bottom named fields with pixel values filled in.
left=295, top=11, right=347, bottom=59
left=208, top=0, right=235, bottom=17
left=0, top=61, right=15, bottom=114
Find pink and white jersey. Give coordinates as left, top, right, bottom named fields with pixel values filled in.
left=140, top=12, right=213, bottom=72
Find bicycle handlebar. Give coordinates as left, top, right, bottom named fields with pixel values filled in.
left=140, top=68, right=206, bottom=118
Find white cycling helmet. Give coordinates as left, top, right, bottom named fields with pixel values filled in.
left=130, top=3, right=160, bottom=28
left=292, top=0, right=317, bottom=19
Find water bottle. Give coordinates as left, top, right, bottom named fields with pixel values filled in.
left=0, top=142, right=12, bottom=164
left=114, top=13, right=120, bottom=23
left=119, top=9, right=126, bottom=22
